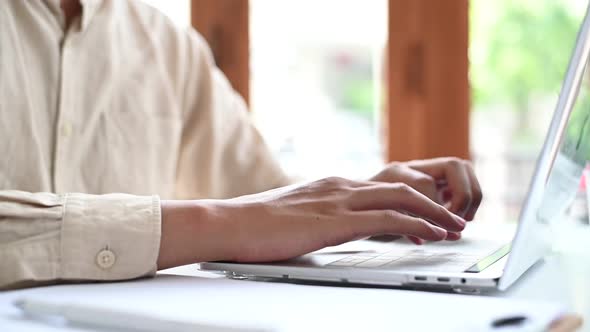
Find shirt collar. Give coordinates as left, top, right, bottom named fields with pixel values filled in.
left=44, top=0, right=103, bottom=31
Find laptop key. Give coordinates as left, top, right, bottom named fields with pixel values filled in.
left=355, top=259, right=391, bottom=268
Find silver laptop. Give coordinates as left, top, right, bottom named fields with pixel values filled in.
left=201, top=5, right=590, bottom=293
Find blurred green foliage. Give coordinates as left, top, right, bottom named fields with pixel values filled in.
left=342, top=79, right=375, bottom=117
left=342, top=1, right=584, bottom=120
left=470, top=0, right=582, bottom=110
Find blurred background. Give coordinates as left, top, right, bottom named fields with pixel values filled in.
left=142, top=0, right=587, bottom=224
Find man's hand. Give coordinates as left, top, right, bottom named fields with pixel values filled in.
left=370, top=158, right=482, bottom=221
left=369, top=158, right=482, bottom=243
left=157, top=177, right=466, bottom=269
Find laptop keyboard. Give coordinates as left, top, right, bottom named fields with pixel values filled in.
left=326, top=248, right=493, bottom=273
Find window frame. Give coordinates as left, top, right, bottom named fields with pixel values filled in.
left=191, top=0, right=470, bottom=161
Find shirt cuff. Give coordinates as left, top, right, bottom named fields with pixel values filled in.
left=59, top=193, right=161, bottom=281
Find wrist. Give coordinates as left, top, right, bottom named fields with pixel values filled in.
left=157, top=199, right=237, bottom=270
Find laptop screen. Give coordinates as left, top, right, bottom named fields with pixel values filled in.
left=499, top=2, right=590, bottom=289
left=538, top=64, right=590, bottom=223
left=499, top=3, right=590, bottom=290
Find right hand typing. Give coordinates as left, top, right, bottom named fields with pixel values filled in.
left=157, top=177, right=466, bottom=268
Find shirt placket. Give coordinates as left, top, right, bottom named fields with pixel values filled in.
left=53, top=31, right=77, bottom=193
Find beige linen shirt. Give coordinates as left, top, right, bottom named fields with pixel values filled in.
left=0, top=0, right=288, bottom=289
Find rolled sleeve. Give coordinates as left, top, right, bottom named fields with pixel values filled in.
left=0, top=191, right=161, bottom=289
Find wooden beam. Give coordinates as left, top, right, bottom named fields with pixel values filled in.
left=386, top=0, right=470, bottom=161
left=191, top=0, right=250, bottom=104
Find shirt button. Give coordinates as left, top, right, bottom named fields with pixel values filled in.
left=60, top=123, right=72, bottom=137
left=96, top=249, right=116, bottom=269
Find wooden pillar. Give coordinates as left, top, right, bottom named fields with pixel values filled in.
left=386, top=0, right=470, bottom=161
left=191, top=0, right=250, bottom=104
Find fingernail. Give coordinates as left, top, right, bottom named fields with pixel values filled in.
left=446, top=232, right=462, bottom=241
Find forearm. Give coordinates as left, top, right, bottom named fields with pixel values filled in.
left=157, top=200, right=238, bottom=270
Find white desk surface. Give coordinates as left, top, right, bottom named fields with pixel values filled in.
left=1, top=222, right=588, bottom=331
left=494, top=253, right=589, bottom=329
left=0, top=251, right=587, bottom=332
